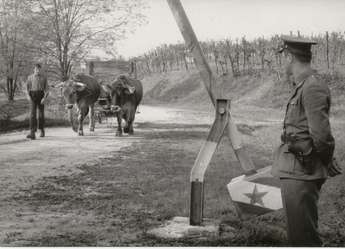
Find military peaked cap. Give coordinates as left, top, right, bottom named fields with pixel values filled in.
left=279, top=35, right=317, bottom=57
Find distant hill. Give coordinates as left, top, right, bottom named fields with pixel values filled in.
left=141, top=69, right=345, bottom=116
left=142, top=70, right=289, bottom=108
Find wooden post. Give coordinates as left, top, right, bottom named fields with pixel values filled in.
left=167, top=0, right=257, bottom=225
left=166, top=0, right=216, bottom=105
left=167, top=0, right=256, bottom=172
left=326, top=31, right=330, bottom=69
left=190, top=99, right=230, bottom=225
left=130, top=60, right=137, bottom=79
left=225, top=40, right=237, bottom=77
left=88, top=61, right=94, bottom=76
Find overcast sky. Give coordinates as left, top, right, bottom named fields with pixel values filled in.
left=115, top=0, right=345, bottom=58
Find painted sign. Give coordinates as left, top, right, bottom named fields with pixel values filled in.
left=227, top=166, right=283, bottom=218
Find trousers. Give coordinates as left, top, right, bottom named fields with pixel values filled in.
left=29, top=90, right=45, bottom=132
left=280, top=178, right=325, bottom=246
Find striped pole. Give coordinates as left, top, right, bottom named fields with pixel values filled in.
left=226, top=117, right=257, bottom=175
left=166, top=0, right=217, bottom=106
left=166, top=0, right=256, bottom=175
left=190, top=99, right=230, bottom=225
left=166, top=0, right=257, bottom=225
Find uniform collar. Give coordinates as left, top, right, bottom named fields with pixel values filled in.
left=293, top=68, right=316, bottom=89
left=283, top=68, right=316, bottom=129
left=287, top=68, right=316, bottom=104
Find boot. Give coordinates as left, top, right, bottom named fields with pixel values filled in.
left=26, top=132, right=36, bottom=140
left=39, top=129, right=45, bottom=137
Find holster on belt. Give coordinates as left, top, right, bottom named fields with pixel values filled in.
left=281, top=133, right=342, bottom=177
left=281, top=133, right=314, bottom=168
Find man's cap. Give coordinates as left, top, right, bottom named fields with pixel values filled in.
left=71, top=73, right=83, bottom=82
left=34, top=63, right=42, bottom=68
left=278, top=35, right=317, bottom=57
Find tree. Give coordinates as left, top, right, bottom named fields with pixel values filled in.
left=33, top=0, right=146, bottom=81
left=0, top=0, right=36, bottom=101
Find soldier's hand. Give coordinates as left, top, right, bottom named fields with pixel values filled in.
left=327, top=158, right=342, bottom=177
left=41, top=98, right=46, bottom=105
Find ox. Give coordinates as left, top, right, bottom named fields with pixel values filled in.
left=102, top=75, right=143, bottom=136
left=55, top=73, right=100, bottom=135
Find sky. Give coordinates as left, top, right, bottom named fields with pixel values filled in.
left=115, top=0, right=345, bottom=59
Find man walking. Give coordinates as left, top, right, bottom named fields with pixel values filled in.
left=26, top=63, right=49, bottom=140
left=272, top=36, right=341, bottom=246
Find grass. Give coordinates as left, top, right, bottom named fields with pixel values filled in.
left=0, top=92, right=85, bottom=133
left=0, top=98, right=29, bottom=118
left=5, top=119, right=343, bottom=246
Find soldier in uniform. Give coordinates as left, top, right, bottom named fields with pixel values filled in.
left=272, top=36, right=341, bottom=246
left=26, top=63, right=49, bottom=140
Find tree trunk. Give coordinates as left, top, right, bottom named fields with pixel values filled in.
left=326, top=31, right=330, bottom=69
left=241, top=48, right=246, bottom=72
left=225, top=40, right=237, bottom=76
left=183, top=53, right=189, bottom=71
left=213, top=49, right=219, bottom=74
left=89, top=61, right=95, bottom=76
left=235, top=47, right=240, bottom=72
left=260, top=49, right=265, bottom=70
left=227, top=53, right=236, bottom=76
left=6, top=77, right=15, bottom=101
left=130, top=61, right=137, bottom=78
left=144, top=55, right=151, bottom=74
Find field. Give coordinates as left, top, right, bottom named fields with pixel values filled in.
left=0, top=70, right=345, bottom=246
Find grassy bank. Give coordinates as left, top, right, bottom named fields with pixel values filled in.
left=0, top=92, right=71, bottom=133
left=142, top=69, right=345, bottom=115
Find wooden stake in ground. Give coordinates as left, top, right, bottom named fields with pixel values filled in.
left=326, top=31, right=330, bottom=69
left=166, top=0, right=257, bottom=226
left=190, top=99, right=230, bottom=224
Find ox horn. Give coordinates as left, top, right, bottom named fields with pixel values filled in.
left=73, top=82, right=86, bottom=91
left=52, top=82, right=66, bottom=88
left=101, top=84, right=112, bottom=93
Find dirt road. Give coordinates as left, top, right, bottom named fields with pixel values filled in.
left=0, top=104, right=278, bottom=246
left=1, top=104, right=343, bottom=246
left=0, top=105, right=217, bottom=186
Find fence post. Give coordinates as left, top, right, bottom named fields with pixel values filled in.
left=88, top=61, right=94, bottom=76
left=326, top=31, right=330, bottom=69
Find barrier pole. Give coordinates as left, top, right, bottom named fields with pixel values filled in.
left=166, top=0, right=257, bottom=225
left=190, top=99, right=230, bottom=225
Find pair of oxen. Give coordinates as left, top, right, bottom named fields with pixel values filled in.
left=54, top=74, right=143, bottom=136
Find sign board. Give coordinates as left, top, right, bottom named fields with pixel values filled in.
left=227, top=166, right=283, bottom=218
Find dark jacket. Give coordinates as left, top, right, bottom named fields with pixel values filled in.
left=272, top=69, right=334, bottom=180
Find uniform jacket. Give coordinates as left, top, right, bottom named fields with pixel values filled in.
left=272, top=68, right=334, bottom=180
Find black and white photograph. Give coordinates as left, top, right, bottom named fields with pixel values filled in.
left=0, top=0, right=344, bottom=246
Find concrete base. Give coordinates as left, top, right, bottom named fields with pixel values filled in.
left=147, top=216, right=219, bottom=239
